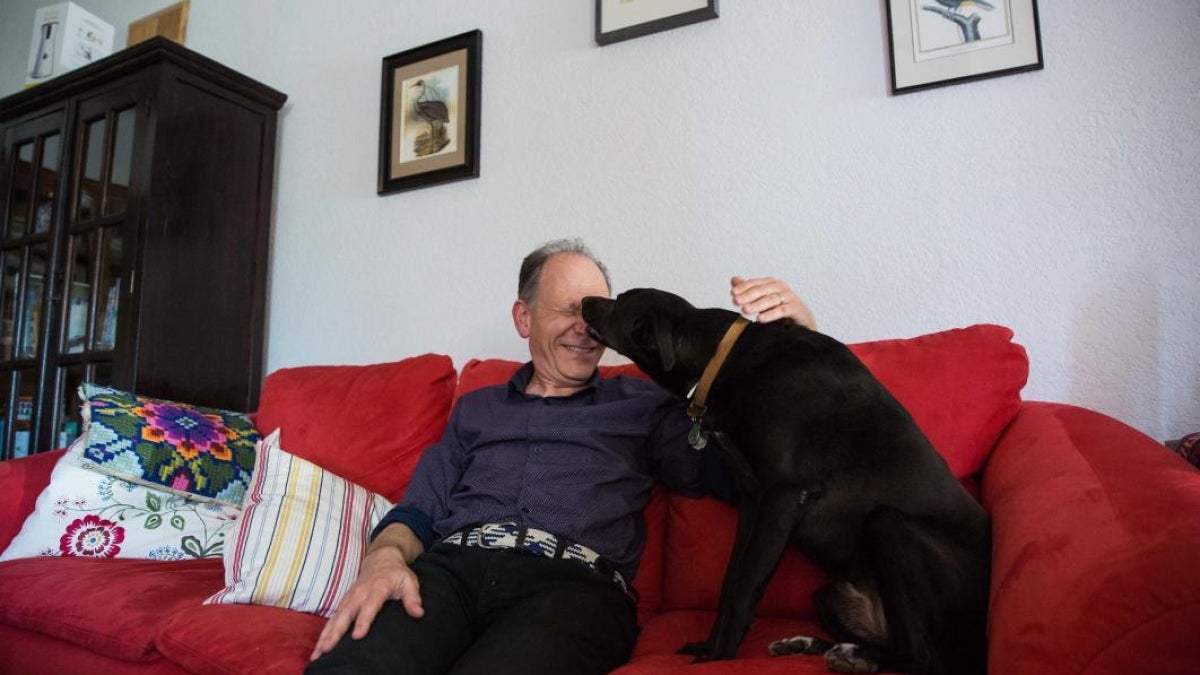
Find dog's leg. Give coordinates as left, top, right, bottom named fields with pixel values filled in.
left=695, top=489, right=802, bottom=661
left=858, top=506, right=990, bottom=675
left=678, top=488, right=762, bottom=659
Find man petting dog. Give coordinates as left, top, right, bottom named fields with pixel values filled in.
left=307, top=238, right=812, bottom=675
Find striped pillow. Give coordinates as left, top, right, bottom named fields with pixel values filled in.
left=205, top=429, right=393, bottom=617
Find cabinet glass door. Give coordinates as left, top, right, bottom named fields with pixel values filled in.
left=0, top=114, right=62, bottom=460
left=48, top=101, right=136, bottom=452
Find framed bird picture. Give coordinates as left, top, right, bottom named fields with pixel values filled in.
left=886, top=0, right=1043, bottom=94
left=378, top=30, right=482, bottom=195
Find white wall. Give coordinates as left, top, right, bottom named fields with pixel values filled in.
left=1, top=1, right=1197, bottom=441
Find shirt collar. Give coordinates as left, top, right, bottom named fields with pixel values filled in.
left=508, top=361, right=601, bottom=400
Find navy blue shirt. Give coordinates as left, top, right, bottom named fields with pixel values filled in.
left=373, top=362, right=727, bottom=582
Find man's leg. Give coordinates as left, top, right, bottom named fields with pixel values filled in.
left=449, top=553, right=638, bottom=675
left=306, top=546, right=482, bottom=675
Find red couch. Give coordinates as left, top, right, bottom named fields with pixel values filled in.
left=2, top=324, right=1198, bottom=674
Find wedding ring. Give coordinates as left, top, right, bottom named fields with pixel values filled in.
left=774, top=292, right=784, bottom=308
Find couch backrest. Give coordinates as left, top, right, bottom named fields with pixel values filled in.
left=253, top=323, right=1028, bottom=620
left=254, top=353, right=457, bottom=503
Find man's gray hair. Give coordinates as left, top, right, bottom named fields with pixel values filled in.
left=518, top=238, right=612, bottom=305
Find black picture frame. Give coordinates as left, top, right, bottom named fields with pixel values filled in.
left=378, top=30, right=481, bottom=195
left=595, top=0, right=718, bottom=46
left=886, top=0, right=1043, bottom=95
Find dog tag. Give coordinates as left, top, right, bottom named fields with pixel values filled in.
left=688, top=422, right=707, bottom=450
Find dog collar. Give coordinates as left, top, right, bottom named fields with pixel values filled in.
left=687, top=316, right=750, bottom=421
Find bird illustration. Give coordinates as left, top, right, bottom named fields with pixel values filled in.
left=934, top=0, right=994, bottom=14
left=410, top=79, right=449, bottom=128
left=409, top=79, right=451, bottom=156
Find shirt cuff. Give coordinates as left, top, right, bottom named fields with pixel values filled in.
left=371, top=505, right=435, bottom=550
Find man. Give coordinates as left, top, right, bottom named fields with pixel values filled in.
left=308, top=239, right=814, bottom=674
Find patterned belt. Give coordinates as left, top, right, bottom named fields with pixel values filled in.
left=443, top=522, right=628, bottom=593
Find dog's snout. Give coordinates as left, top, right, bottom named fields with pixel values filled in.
left=580, top=296, right=611, bottom=323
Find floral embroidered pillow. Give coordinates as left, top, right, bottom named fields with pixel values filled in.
left=0, top=438, right=240, bottom=562
left=77, top=384, right=259, bottom=507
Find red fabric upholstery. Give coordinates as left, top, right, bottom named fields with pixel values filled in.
left=156, top=604, right=323, bottom=674
left=0, top=449, right=64, bottom=552
left=0, top=557, right=223, bottom=661
left=983, top=402, right=1200, bottom=674
left=614, top=610, right=831, bottom=673
left=660, top=496, right=827, bottom=615
left=253, top=354, right=457, bottom=502
left=847, top=323, right=1028, bottom=478
left=0, top=622, right=188, bottom=674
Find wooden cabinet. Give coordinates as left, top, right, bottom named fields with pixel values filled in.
left=0, top=37, right=286, bottom=459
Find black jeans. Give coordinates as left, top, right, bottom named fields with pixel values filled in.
left=306, top=543, right=638, bottom=675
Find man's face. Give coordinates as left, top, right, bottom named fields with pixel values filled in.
left=512, top=253, right=610, bottom=396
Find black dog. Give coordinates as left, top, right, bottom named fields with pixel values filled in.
left=582, top=289, right=990, bottom=675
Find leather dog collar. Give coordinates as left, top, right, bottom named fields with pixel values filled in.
left=687, top=316, right=750, bottom=420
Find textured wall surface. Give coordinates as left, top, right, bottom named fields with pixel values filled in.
left=1, top=1, right=1197, bottom=440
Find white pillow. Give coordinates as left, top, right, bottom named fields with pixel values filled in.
left=205, top=429, right=393, bottom=617
left=0, top=438, right=240, bottom=561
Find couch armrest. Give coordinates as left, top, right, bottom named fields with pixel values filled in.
left=0, top=450, right=63, bottom=552
left=982, top=402, right=1200, bottom=674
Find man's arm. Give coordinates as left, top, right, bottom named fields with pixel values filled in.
left=310, top=522, right=426, bottom=661
left=311, top=401, right=472, bottom=662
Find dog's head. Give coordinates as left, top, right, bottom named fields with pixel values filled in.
left=582, top=288, right=738, bottom=396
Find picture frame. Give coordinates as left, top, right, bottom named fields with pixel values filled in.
left=886, top=0, right=1043, bottom=95
left=378, top=30, right=481, bottom=195
left=595, top=0, right=718, bottom=46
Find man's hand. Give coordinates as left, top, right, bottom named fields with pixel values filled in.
left=309, top=526, right=426, bottom=662
left=730, top=276, right=817, bottom=330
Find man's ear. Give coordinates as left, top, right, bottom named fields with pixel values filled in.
left=513, top=300, right=531, bottom=338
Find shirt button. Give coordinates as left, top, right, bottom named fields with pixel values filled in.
left=533, top=447, right=542, bottom=455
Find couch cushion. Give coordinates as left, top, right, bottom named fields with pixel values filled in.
left=253, top=354, right=457, bottom=503
left=156, top=603, right=322, bottom=674
left=0, top=557, right=223, bottom=662
left=1, top=442, right=240, bottom=562
left=207, top=429, right=393, bottom=618
left=77, top=384, right=260, bottom=506
left=847, top=323, right=1027, bottom=479
left=983, top=402, right=1200, bottom=674
left=661, top=496, right=827, bottom=615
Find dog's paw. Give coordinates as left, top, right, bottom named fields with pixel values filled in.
left=767, top=635, right=834, bottom=656
left=824, top=643, right=880, bottom=674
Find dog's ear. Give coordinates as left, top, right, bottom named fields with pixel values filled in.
left=631, top=314, right=676, bottom=371
left=655, top=317, right=677, bottom=371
